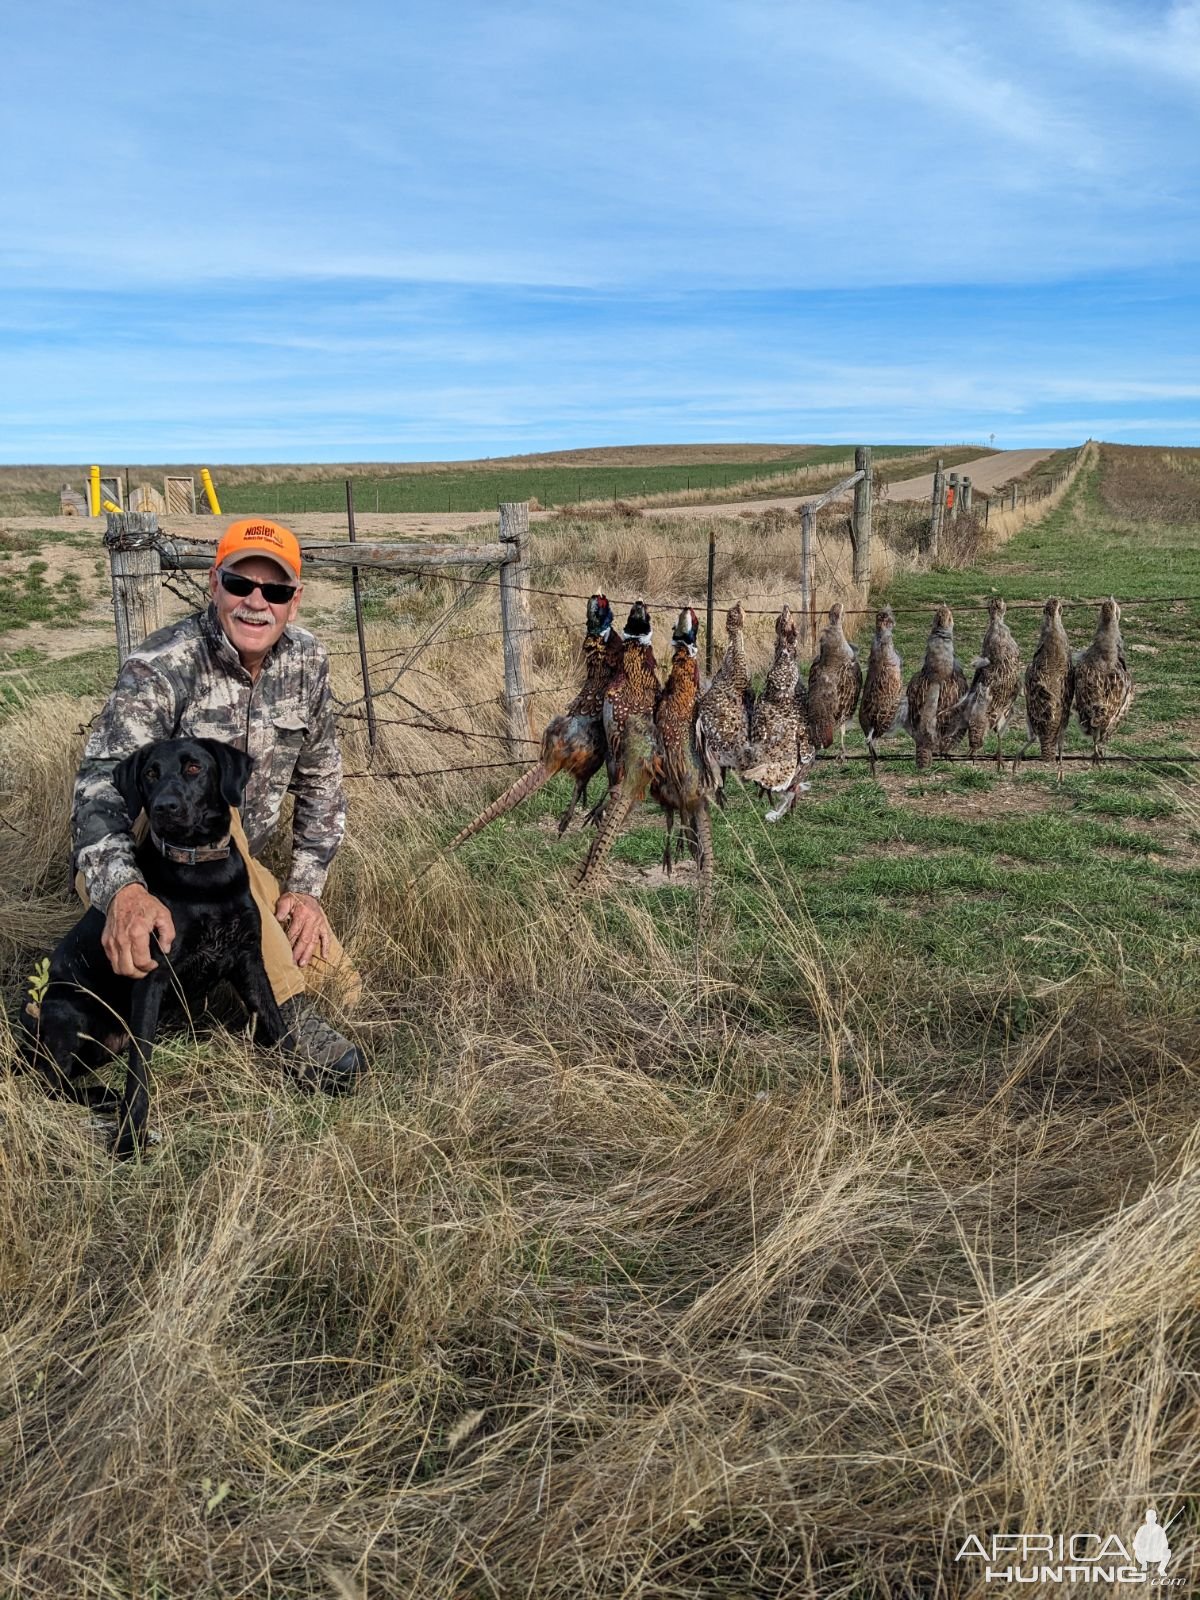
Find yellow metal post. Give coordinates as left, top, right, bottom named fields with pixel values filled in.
left=90, top=465, right=101, bottom=517
left=200, top=468, right=221, bottom=515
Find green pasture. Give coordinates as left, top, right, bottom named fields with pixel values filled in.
left=215, top=444, right=924, bottom=515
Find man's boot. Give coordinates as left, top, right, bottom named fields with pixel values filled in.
left=277, top=996, right=362, bottom=1094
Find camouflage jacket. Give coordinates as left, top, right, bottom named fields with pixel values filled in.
left=73, top=604, right=346, bottom=911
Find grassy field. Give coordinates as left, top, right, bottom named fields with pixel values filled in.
left=0, top=445, right=1197, bottom=1597
left=0, top=443, right=971, bottom=518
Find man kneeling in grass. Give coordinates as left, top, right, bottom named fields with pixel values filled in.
left=70, top=517, right=362, bottom=1086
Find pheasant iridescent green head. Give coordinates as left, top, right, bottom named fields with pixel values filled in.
left=622, top=600, right=652, bottom=642
left=672, top=607, right=699, bottom=655
left=586, top=593, right=614, bottom=638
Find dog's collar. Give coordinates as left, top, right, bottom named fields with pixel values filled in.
left=149, top=828, right=233, bottom=865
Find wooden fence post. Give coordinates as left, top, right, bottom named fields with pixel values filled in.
left=705, top=529, right=716, bottom=678
left=800, top=505, right=814, bottom=653
left=345, top=479, right=377, bottom=747
left=852, top=446, right=872, bottom=588
left=105, top=511, right=163, bottom=666
left=1010, top=483, right=1018, bottom=512
left=961, top=475, right=972, bottom=515
left=929, top=459, right=944, bottom=557
left=498, top=502, right=534, bottom=754
left=947, top=472, right=960, bottom=522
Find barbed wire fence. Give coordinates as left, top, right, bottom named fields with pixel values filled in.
left=97, top=445, right=1198, bottom=792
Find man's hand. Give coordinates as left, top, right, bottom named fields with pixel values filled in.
left=102, top=883, right=176, bottom=978
left=275, top=891, right=331, bottom=968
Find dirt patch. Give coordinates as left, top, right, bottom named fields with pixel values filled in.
left=610, top=859, right=702, bottom=890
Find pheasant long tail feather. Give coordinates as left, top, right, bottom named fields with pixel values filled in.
left=696, top=802, right=714, bottom=897
left=573, top=787, right=638, bottom=894
left=445, top=762, right=550, bottom=853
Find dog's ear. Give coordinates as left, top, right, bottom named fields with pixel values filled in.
left=197, top=739, right=255, bottom=808
left=111, top=745, right=149, bottom=824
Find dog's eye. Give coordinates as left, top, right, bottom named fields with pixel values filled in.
left=183, top=762, right=201, bottom=776
left=144, top=766, right=159, bottom=783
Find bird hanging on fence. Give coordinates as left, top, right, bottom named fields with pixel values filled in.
left=974, top=596, right=1023, bottom=767
left=742, top=606, right=806, bottom=817
left=905, top=605, right=968, bottom=772
left=807, top=601, right=863, bottom=760
left=696, top=601, right=753, bottom=799
left=1019, top=596, right=1075, bottom=778
left=1073, top=597, right=1133, bottom=765
left=650, top=607, right=715, bottom=890
left=573, top=600, right=661, bottom=893
left=858, top=607, right=906, bottom=777
left=440, top=593, right=618, bottom=854
left=942, top=596, right=1023, bottom=767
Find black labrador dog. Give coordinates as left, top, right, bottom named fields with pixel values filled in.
left=22, top=737, right=287, bottom=1157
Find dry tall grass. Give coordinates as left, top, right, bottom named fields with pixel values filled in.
left=1, top=457, right=1196, bottom=1596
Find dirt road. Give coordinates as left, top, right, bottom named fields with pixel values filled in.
left=651, top=447, right=1059, bottom=521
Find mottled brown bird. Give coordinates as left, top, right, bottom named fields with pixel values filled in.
left=444, top=594, right=618, bottom=853
left=1073, top=597, right=1133, bottom=764
left=807, top=601, right=863, bottom=760
left=743, top=605, right=802, bottom=797
left=942, top=597, right=1023, bottom=767
left=905, top=605, right=968, bottom=772
left=858, top=606, right=905, bottom=777
left=1021, top=596, right=1075, bottom=777
left=697, top=601, right=752, bottom=798
left=651, top=607, right=715, bottom=889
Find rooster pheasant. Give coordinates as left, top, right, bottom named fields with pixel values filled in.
left=858, top=607, right=906, bottom=777
left=807, top=602, right=863, bottom=760
left=1020, top=596, right=1074, bottom=777
left=651, top=607, right=715, bottom=889
left=574, top=600, right=660, bottom=891
left=696, top=601, right=752, bottom=799
left=1073, top=597, right=1133, bottom=764
left=444, top=593, right=617, bottom=853
left=743, top=606, right=807, bottom=817
left=905, top=605, right=968, bottom=772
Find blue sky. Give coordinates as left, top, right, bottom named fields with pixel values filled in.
left=3, top=0, right=1199, bottom=461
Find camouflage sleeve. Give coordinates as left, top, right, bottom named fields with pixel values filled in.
left=73, top=657, right=178, bottom=913
left=285, top=648, right=346, bottom=898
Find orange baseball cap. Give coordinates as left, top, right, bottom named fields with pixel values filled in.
left=215, top=518, right=302, bottom=580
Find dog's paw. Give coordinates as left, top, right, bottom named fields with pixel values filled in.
left=109, top=1124, right=161, bottom=1160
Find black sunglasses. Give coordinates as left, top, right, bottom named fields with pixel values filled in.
left=218, top=568, right=299, bottom=605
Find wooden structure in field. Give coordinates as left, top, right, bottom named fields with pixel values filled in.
left=164, top=475, right=197, bottom=515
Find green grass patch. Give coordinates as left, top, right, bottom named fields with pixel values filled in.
left=215, top=445, right=938, bottom=516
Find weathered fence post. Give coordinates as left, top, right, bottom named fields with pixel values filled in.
left=498, top=502, right=534, bottom=754
left=961, top=475, right=972, bottom=515
left=705, top=529, right=716, bottom=678
left=800, top=505, right=814, bottom=653
left=852, top=446, right=872, bottom=588
left=947, top=472, right=960, bottom=522
left=929, top=459, right=945, bottom=557
left=345, top=479, right=377, bottom=747
left=105, top=512, right=163, bottom=666
left=1010, top=483, right=1018, bottom=512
